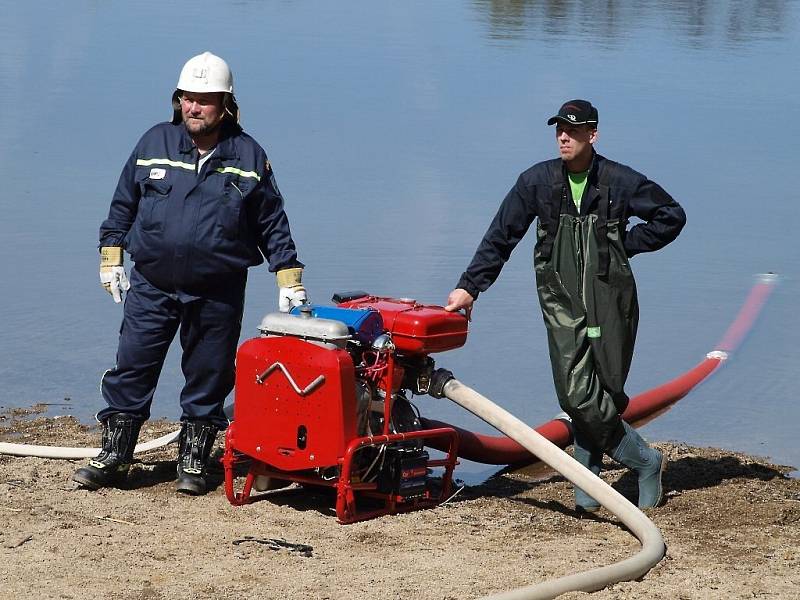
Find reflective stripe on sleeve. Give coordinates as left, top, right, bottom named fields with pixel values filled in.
left=214, top=166, right=261, bottom=181
left=136, top=158, right=196, bottom=171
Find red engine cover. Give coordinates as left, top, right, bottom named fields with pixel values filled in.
left=338, top=296, right=468, bottom=354
left=232, top=336, right=357, bottom=471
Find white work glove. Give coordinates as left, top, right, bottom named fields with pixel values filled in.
left=99, top=247, right=131, bottom=303
left=276, top=267, right=307, bottom=312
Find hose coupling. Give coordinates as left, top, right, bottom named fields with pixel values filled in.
left=428, top=368, right=454, bottom=399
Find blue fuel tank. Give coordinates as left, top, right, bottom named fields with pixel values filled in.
left=290, top=305, right=384, bottom=346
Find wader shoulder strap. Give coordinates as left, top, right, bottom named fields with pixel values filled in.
left=539, top=168, right=564, bottom=262
left=594, top=161, right=618, bottom=277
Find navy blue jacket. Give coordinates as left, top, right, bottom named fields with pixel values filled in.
left=457, top=153, right=686, bottom=298
left=100, top=121, right=302, bottom=297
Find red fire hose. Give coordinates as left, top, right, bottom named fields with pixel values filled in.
left=422, top=273, right=778, bottom=465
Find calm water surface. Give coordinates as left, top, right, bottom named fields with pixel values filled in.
left=1, top=1, right=798, bottom=477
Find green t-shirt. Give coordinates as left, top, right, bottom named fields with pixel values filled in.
left=568, top=170, right=589, bottom=210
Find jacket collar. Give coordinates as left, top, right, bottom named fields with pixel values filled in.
left=176, top=121, right=241, bottom=161
left=559, top=150, right=602, bottom=181
left=559, top=151, right=606, bottom=215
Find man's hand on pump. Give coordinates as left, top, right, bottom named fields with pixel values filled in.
left=444, top=288, right=474, bottom=321
left=276, top=267, right=308, bottom=312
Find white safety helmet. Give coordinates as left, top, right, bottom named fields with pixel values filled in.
left=171, top=51, right=240, bottom=124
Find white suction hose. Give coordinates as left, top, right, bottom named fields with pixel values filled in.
left=0, top=430, right=179, bottom=459
left=0, top=404, right=234, bottom=459
left=442, top=378, right=665, bottom=600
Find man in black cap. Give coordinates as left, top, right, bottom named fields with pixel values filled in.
left=445, top=99, right=686, bottom=511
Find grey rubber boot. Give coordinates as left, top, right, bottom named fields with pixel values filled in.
left=573, top=427, right=603, bottom=513
left=175, top=420, right=218, bottom=495
left=73, top=413, right=143, bottom=490
left=610, top=421, right=666, bottom=508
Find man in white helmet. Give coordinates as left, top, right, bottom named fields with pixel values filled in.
left=73, top=52, right=308, bottom=495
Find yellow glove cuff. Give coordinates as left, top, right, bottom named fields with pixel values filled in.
left=100, top=246, right=124, bottom=268
left=276, top=267, right=303, bottom=288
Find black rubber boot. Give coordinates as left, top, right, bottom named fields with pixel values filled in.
left=573, top=428, right=603, bottom=513
left=73, top=413, right=143, bottom=490
left=175, top=420, right=218, bottom=495
left=610, top=421, right=667, bottom=509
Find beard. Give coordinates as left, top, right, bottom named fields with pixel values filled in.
left=183, top=115, right=223, bottom=137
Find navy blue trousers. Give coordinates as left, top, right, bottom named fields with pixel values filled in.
left=98, top=269, right=245, bottom=429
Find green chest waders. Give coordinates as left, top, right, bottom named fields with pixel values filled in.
left=534, top=213, right=638, bottom=451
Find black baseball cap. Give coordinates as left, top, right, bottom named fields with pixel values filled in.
left=547, top=100, right=599, bottom=126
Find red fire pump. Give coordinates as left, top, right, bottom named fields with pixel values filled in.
left=222, top=292, right=468, bottom=524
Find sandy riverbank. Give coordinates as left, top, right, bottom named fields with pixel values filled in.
left=1, top=407, right=798, bottom=599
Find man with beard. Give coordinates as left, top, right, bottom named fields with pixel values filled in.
left=73, top=52, right=307, bottom=495
left=445, top=100, right=685, bottom=511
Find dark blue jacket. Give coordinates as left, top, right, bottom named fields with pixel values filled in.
left=457, top=153, right=686, bottom=298
left=100, top=121, right=302, bottom=298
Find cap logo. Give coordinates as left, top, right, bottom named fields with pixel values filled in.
left=191, top=66, right=208, bottom=79
left=568, top=114, right=577, bottom=121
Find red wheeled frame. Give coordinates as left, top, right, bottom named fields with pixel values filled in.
left=223, top=426, right=459, bottom=524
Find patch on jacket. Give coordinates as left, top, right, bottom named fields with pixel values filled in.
left=149, top=168, right=166, bottom=180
